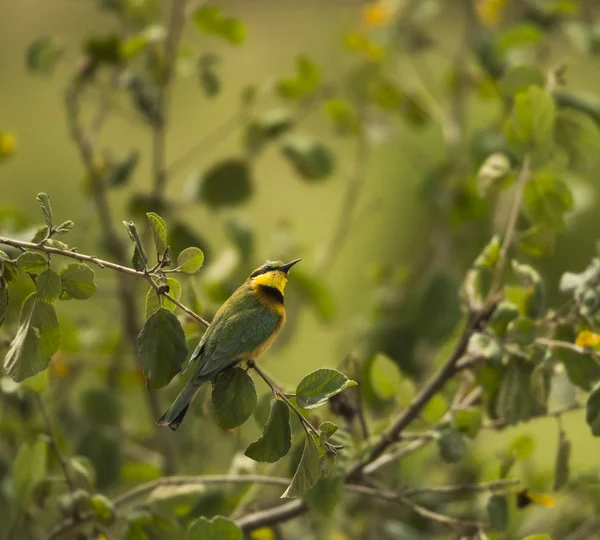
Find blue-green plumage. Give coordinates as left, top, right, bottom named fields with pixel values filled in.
left=157, top=259, right=300, bottom=431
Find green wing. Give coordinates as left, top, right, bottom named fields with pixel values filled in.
left=187, top=284, right=281, bottom=380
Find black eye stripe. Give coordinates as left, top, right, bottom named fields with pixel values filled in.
left=250, top=266, right=272, bottom=278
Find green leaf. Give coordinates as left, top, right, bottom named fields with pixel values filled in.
left=12, top=437, right=48, bottom=507
left=499, top=65, right=545, bottom=98
left=193, top=7, right=246, bottom=45
left=60, top=263, right=97, bottom=300
left=555, top=107, right=600, bottom=172
left=198, top=52, right=220, bottom=97
left=137, top=308, right=188, bottom=389
left=146, top=212, right=168, bottom=258
left=467, top=332, right=502, bottom=364
left=437, top=426, right=467, bottom=463
left=454, top=408, right=482, bottom=438
left=54, top=220, right=74, bottom=234
left=586, top=381, right=600, bottom=436
left=319, top=421, right=338, bottom=439
left=26, top=36, right=63, bottom=75
left=31, top=226, right=49, bottom=244
left=554, top=430, right=571, bottom=491
left=36, top=268, right=62, bottom=303
left=281, top=133, right=335, bottom=181
left=506, top=316, right=535, bottom=346
left=278, top=55, right=320, bottom=100
left=476, top=153, right=511, bottom=196
left=323, top=98, right=359, bottom=135
left=488, top=301, right=520, bottom=336
left=368, top=352, right=403, bottom=399
left=244, top=108, right=294, bottom=155
left=505, top=85, right=556, bottom=158
left=145, top=278, right=182, bottom=318
left=36, top=193, right=53, bottom=229
left=281, top=433, right=320, bottom=498
left=0, top=250, right=18, bottom=281
left=177, top=247, right=204, bottom=274
left=211, top=367, right=257, bottom=429
left=186, top=516, right=242, bottom=540
left=296, top=368, right=357, bottom=410
left=195, top=159, right=253, bottom=208
left=496, top=359, right=545, bottom=425
left=520, top=225, right=556, bottom=257
left=522, top=171, right=573, bottom=231
left=554, top=326, right=600, bottom=390
left=245, top=399, right=292, bottom=462
left=530, top=358, right=553, bottom=407
left=123, top=221, right=148, bottom=271
left=4, top=293, right=61, bottom=382
left=497, top=23, right=542, bottom=51
left=17, top=251, right=47, bottom=275
left=512, top=261, right=546, bottom=319
left=487, top=494, right=508, bottom=532
left=91, top=493, right=116, bottom=525
left=107, top=151, right=139, bottom=187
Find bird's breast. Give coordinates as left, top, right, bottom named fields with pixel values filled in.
left=240, top=310, right=286, bottom=361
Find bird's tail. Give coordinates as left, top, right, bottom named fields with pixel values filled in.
left=157, top=375, right=210, bottom=431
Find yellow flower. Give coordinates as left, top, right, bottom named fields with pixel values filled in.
left=363, top=2, right=393, bottom=28
left=475, top=0, right=508, bottom=28
left=575, top=330, right=600, bottom=348
left=0, top=133, right=17, bottom=157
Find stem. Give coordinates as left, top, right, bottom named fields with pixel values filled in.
left=491, top=152, right=532, bottom=292
left=35, top=395, right=80, bottom=521
left=249, top=361, right=321, bottom=440
left=152, top=0, right=187, bottom=199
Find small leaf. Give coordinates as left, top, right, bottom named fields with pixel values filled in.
left=554, top=326, right=600, bottom=390
left=107, top=150, right=139, bottom=187
left=319, top=421, right=338, bottom=439
left=454, top=408, right=482, bottom=438
left=554, top=430, right=571, bottom=491
left=137, top=308, right=188, bottom=389
left=54, top=220, right=74, bottom=234
left=26, top=36, right=63, bottom=75
left=281, top=133, right=335, bottom=181
left=437, top=426, right=467, bottom=463
left=198, top=52, right=220, bottom=97
left=13, top=437, right=48, bottom=507
left=91, top=493, right=116, bottom=525
left=36, top=268, right=62, bottom=303
left=17, top=251, right=47, bottom=275
left=281, top=433, right=320, bottom=498
left=496, top=360, right=545, bottom=425
left=186, top=516, right=242, bottom=540
left=212, top=367, right=257, bottom=429
left=499, top=65, right=545, bottom=98
left=506, top=316, right=535, bottom=346
left=277, top=55, right=320, bottom=100
left=245, top=399, right=292, bottom=463
left=146, top=212, right=168, bottom=257
left=296, top=368, right=357, bottom=410
left=487, top=494, right=508, bottom=532
left=586, top=381, right=600, bottom=436
left=195, top=159, right=253, bottom=208
left=60, top=263, right=97, bottom=300
left=144, top=278, right=181, bottom=318
left=177, top=247, right=204, bottom=274
left=555, top=107, right=600, bottom=172
left=512, top=261, right=546, bottom=319
left=467, top=332, right=503, bottom=364
left=476, top=152, right=511, bottom=196
left=123, top=221, right=148, bottom=271
left=4, top=293, right=61, bottom=382
left=36, top=193, right=53, bottom=229
left=193, top=7, right=246, bottom=45
left=520, top=225, right=556, bottom=257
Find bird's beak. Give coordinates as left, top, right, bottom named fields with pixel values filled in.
left=280, top=258, right=302, bottom=274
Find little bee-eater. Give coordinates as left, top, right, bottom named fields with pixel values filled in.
left=157, top=258, right=302, bottom=431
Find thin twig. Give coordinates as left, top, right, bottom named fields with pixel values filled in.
left=35, top=395, right=80, bottom=522
left=402, top=478, right=520, bottom=498
left=152, top=0, right=187, bottom=198
left=491, top=153, right=532, bottom=291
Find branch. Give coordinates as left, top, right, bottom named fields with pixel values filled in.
left=0, top=235, right=210, bottom=329
left=317, top=109, right=370, bottom=272
left=152, top=0, right=187, bottom=199
left=346, top=298, right=499, bottom=480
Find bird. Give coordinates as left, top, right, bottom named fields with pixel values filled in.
left=157, top=258, right=302, bottom=431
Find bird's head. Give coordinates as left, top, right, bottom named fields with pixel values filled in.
left=248, top=258, right=302, bottom=294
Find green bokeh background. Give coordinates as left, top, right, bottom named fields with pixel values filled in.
left=3, top=0, right=600, bottom=533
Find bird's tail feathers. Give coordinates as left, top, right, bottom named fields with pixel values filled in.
left=157, top=375, right=210, bottom=431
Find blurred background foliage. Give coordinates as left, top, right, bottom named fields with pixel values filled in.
left=4, top=0, right=600, bottom=538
